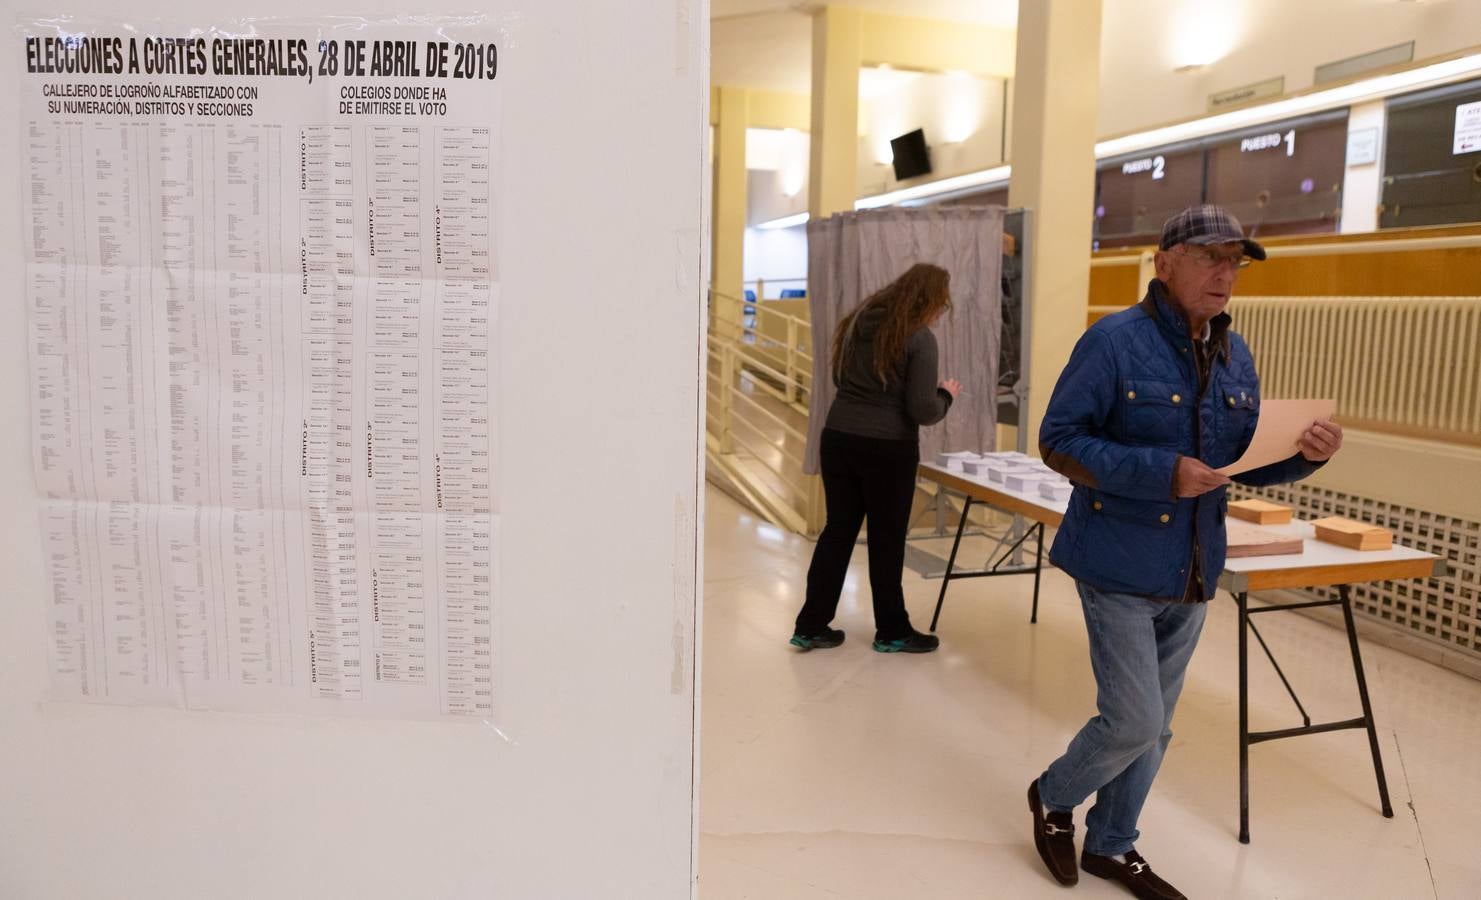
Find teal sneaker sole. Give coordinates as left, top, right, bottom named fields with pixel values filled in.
left=789, top=634, right=843, bottom=650
left=872, top=638, right=939, bottom=653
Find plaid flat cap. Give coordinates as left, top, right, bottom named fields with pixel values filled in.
left=1159, top=205, right=1267, bottom=260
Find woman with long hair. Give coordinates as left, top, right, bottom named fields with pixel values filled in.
left=791, top=262, right=961, bottom=653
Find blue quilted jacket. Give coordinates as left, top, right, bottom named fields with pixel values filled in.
left=1039, top=280, right=1322, bottom=601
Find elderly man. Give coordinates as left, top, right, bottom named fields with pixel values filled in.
left=1026, top=206, right=1343, bottom=900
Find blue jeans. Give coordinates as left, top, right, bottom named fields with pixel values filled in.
left=1037, top=580, right=1207, bottom=857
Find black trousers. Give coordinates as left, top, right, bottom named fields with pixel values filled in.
left=795, top=428, right=919, bottom=641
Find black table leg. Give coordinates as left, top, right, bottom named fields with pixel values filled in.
left=1030, top=521, right=1044, bottom=624
left=1236, top=583, right=1395, bottom=843
left=929, top=495, right=971, bottom=632
left=1340, top=584, right=1394, bottom=818
left=1238, top=590, right=1251, bottom=844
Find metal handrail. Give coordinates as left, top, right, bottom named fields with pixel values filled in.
left=729, top=414, right=807, bottom=473
left=726, top=426, right=810, bottom=496
left=705, top=316, right=819, bottom=531
left=710, top=290, right=813, bottom=408
left=730, top=386, right=809, bottom=444
left=732, top=347, right=801, bottom=388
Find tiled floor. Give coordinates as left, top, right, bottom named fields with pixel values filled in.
left=698, top=487, right=1481, bottom=899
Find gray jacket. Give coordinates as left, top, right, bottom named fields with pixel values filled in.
left=824, top=306, right=952, bottom=441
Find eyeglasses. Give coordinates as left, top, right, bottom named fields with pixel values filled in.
left=1176, top=245, right=1250, bottom=270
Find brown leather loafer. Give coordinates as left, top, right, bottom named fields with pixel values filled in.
left=1028, top=779, right=1078, bottom=885
left=1081, top=849, right=1186, bottom=900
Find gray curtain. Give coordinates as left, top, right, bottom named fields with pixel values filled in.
left=804, top=206, right=1003, bottom=474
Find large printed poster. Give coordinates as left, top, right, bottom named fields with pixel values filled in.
left=20, top=17, right=501, bottom=718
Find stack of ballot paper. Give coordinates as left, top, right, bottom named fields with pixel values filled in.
left=961, top=458, right=996, bottom=476
left=986, top=464, right=1037, bottom=483
left=1227, top=499, right=1294, bottom=525
left=936, top=450, right=984, bottom=472
left=1039, top=481, right=1074, bottom=502
left=1005, top=471, right=1058, bottom=492
left=1311, top=516, right=1393, bottom=551
left=1226, top=525, right=1304, bottom=558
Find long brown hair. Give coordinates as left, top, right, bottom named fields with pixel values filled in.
left=832, top=262, right=952, bottom=385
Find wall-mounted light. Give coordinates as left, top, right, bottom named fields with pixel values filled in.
left=861, top=65, right=923, bottom=164
left=1168, top=2, right=1242, bottom=70
left=938, top=70, right=985, bottom=144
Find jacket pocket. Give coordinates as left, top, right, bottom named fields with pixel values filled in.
left=1074, top=489, right=1184, bottom=596
left=1216, top=381, right=1259, bottom=461
left=1086, top=488, right=1178, bottom=527
left=1219, top=382, right=1259, bottom=412
left=1119, top=378, right=1192, bottom=447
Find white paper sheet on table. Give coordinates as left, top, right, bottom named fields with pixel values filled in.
left=1215, top=399, right=1337, bottom=476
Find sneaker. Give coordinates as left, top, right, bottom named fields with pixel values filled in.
left=871, top=629, right=939, bottom=653
left=1081, top=849, right=1185, bottom=900
left=1028, top=779, right=1078, bottom=886
left=789, top=627, right=844, bottom=650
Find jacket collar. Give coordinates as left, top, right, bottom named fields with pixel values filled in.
left=1137, top=279, right=1232, bottom=365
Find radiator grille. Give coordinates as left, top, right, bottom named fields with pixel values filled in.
left=1231, top=296, right=1481, bottom=444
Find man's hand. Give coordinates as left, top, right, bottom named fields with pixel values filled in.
left=939, top=378, right=962, bottom=399
left=1175, top=456, right=1231, bottom=498
left=1299, top=419, right=1343, bottom=462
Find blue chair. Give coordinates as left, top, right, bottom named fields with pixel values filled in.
left=779, top=288, right=806, bottom=299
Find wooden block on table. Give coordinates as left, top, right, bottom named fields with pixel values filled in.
left=1227, top=499, right=1293, bottom=525
left=1311, top=516, right=1393, bottom=551
left=1225, top=525, right=1304, bottom=558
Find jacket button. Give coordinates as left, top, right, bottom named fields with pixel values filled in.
left=1127, top=390, right=1136, bottom=400
left=1159, top=513, right=1171, bottom=523
left=1172, top=394, right=1181, bottom=404
left=1093, top=501, right=1103, bottom=510
left=1228, top=396, right=1236, bottom=406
